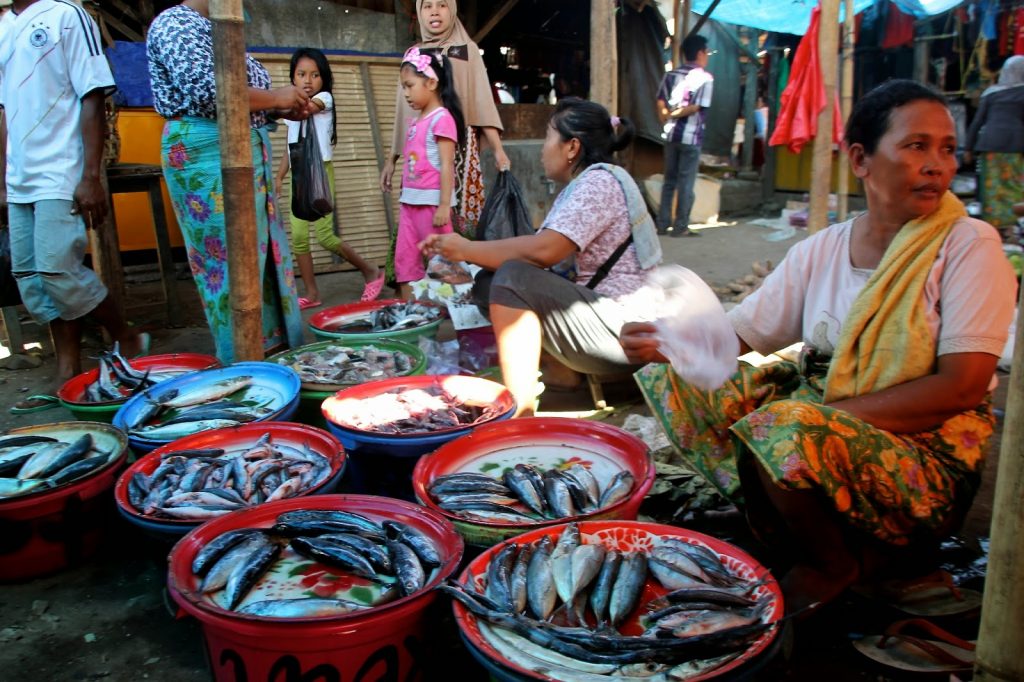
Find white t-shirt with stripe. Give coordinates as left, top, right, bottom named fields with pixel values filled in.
left=0, top=0, right=115, bottom=202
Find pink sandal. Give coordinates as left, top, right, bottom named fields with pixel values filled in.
left=360, top=272, right=385, bottom=302
left=298, top=297, right=322, bottom=311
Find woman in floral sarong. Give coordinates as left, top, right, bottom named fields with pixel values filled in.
left=621, top=80, right=1017, bottom=614
left=147, top=0, right=313, bottom=363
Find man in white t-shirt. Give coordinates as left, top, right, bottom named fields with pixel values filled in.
left=0, top=0, right=144, bottom=413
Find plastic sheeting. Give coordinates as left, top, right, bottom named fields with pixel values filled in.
left=689, top=0, right=965, bottom=36
left=617, top=3, right=671, bottom=143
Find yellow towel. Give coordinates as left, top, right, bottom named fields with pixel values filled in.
left=824, top=192, right=966, bottom=402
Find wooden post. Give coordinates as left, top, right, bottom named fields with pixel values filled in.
left=210, top=0, right=262, bottom=361
left=360, top=62, right=397, bottom=241
left=807, top=0, right=840, bottom=234
left=590, top=0, right=618, bottom=113
left=89, top=173, right=126, bottom=321
left=682, top=0, right=690, bottom=39
left=672, top=0, right=682, bottom=68
left=836, top=0, right=855, bottom=222
left=975, top=292, right=1024, bottom=681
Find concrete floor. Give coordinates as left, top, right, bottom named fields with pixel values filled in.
left=0, top=221, right=997, bottom=681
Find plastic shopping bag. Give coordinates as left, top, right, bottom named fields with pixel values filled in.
left=650, top=265, right=738, bottom=391
left=289, top=120, right=333, bottom=221
left=475, top=170, right=534, bottom=241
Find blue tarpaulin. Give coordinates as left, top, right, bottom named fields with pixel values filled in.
left=689, top=0, right=965, bottom=35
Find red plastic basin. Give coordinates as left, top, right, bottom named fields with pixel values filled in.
left=0, top=422, right=130, bottom=581
left=454, top=520, right=783, bottom=681
left=308, top=298, right=447, bottom=343
left=167, top=494, right=464, bottom=682
left=113, top=421, right=346, bottom=538
left=412, top=417, right=655, bottom=546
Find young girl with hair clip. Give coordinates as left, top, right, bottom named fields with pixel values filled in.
left=276, top=47, right=382, bottom=307
left=386, top=47, right=466, bottom=299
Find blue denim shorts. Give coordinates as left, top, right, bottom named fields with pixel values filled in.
left=9, top=200, right=107, bottom=324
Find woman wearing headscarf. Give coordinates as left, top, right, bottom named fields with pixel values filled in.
left=380, top=0, right=511, bottom=286
left=964, top=55, right=1024, bottom=237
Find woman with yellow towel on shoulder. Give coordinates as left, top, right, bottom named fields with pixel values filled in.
left=619, top=80, right=1016, bottom=616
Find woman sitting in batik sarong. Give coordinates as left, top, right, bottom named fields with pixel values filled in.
left=620, top=80, right=1017, bottom=615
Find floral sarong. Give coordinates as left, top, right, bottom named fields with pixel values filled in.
left=636, top=361, right=992, bottom=546
left=160, top=117, right=303, bottom=363
left=979, top=152, right=1024, bottom=231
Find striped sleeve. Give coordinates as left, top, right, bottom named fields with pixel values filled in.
left=57, top=1, right=115, bottom=99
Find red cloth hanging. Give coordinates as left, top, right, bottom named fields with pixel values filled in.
left=1015, top=8, right=1024, bottom=56
left=881, top=2, right=915, bottom=49
left=769, top=4, right=843, bottom=154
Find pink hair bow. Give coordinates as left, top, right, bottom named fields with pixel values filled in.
left=403, top=47, right=439, bottom=81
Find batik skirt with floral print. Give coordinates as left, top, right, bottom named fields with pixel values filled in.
left=635, top=360, right=993, bottom=546
left=160, top=117, right=303, bottom=364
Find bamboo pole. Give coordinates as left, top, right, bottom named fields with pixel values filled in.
left=590, top=0, right=617, bottom=113
left=836, top=0, right=855, bottom=222
left=975, top=305, right=1024, bottom=679
left=682, top=0, right=690, bottom=38
left=210, top=0, right=262, bottom=361
left=807, top=0, right=840, bottom=234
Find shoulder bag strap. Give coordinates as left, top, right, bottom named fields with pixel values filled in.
left=585, top=234, right=633, bottom=290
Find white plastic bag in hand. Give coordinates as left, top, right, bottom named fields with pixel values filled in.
left=650, top=266, right=738, bottom=391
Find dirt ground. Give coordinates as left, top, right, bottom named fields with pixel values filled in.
left=0, top=221, right=997, bottom=681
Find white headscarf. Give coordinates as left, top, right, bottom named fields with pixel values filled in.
left=984, top=56, right=1024, bottom=97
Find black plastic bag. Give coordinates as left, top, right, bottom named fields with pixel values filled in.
left=475, top=170, right=533, bottom=241
left=472, top=171, right=533, bottom=311
left=0, top=224, right=21, bottom=307
left=289, top=119, right=333, bottom=221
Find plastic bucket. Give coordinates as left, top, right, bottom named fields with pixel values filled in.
left=113, top=362, right=301, bottom=454
left=57, top=353, right=221, bottom=423
left=412, top=417, right=655, bottom=547
left=167, top=494, right=464, bottom=682
left=267, top=339, right=427, bottom=429
left=113, top=422, right=346, bottom=540
left=308, top=298, right=446, bottom=343
left=0, top=422, right=129, bottom=581
left=321, top=375, right=515, bottom=499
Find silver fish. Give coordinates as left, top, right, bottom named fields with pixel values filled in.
left=157, top=375, right=253, bottom=409
left=565, top=464, right=600, bottom=509
left=569, top=544, right=606, bottom=623
left=201, top=534, right=272, bottom=593
left=543, top=473, right=576, bottom=519
left=19, top=437, right=91, bottom=480
left=526, top=537, right=557, bottom=620
left=503, top=467, right=546, bottom=516
left=609, top=551, right=647, bottom=628
left=383, top=520, right=442, bottom=568
left=551, top=523, right=580, bottom=605
left=224, top=540, right=281, bottom=610
left=387, top=538, right=426, bottom=596
left=47, top=454, right=109, bottom=486
left=238, top=598, right=367, bottom=618
left=589, top=549, right=622, bottom=624
left=510, top=543, right=534, bottom=615
left=486, top=543, right=517, bottom=613
left=192, top=529, right=265, bottom=576
left=598, top=470, right=635, bottom=509
left=134, top=419, right=240, bottom=440
left=649, top=545, right=710, bottom=584
left=0, top=477, right=48, bottom=497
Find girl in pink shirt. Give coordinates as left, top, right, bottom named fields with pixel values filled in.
left=388, top=47, right=465, bottom=298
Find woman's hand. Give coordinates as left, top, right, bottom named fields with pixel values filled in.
left=619, top=321, right=667, bottom=364
left=380, top=158, right=396, bottom=193
left=271, top=85, right=311, bottom=114
left=420, top=232, right=470, bottom=262
left=433, top=205, right=450, bottom=228
left=494, top=147, right=511, bottom=173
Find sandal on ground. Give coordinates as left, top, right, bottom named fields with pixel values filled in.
left=853, top=618, right=976, bottom=675
left=10, top=394, right=61, bottom=414
left=298, top=297, right=323, bottom=311
left=852, top=569, right=982, bottom=618
left=360, top=271, right=385, bottom=302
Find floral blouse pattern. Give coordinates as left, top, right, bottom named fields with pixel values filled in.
left=147, top=4, right=271, bottom=128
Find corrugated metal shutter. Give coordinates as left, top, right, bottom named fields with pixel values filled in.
left=255, top=53, right=403, bottom=274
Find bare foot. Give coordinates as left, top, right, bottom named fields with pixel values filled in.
left=362, top=266, right=381, bottom=284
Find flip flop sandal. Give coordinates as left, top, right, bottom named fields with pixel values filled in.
left=853, top=618, right=976, bottom=675
left=853, top=569, right=983, bottom=618
left=298, top=297, right=323, bottom=311
left=10, top=394, right=62, bottom=414
left=360, top=272, right=385, bottom=302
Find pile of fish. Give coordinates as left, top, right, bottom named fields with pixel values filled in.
left=442, top=522, right=774, bottom=679
left=80, top=344, right=177, bottom=403
left=191, top=509, right=443, bottom=617
left=126, top=433, right=333, bottom=520
left=276, top=344, right=414, bottom=387
left=328, top=386, right=500, bottom=434
left=428, top=465, right=636, bottom=523
left=0, top=433, right=116, bottom=499
left=124, top=374, right=273, bottom=440
left=324, top=301, right=444, bottom=334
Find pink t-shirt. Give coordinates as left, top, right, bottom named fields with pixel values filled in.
left=542, top=168, right=653, bottom=300
left=399, top=106, right=457, bottom=206
left=729, top=216, right=1016, bottom=361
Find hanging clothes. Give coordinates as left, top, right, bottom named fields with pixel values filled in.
left=881, top=3, right=915, bottom=49
left=1015, top=8, right=1024, bottom=56
left=768, top=5, right=842, bottom=155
